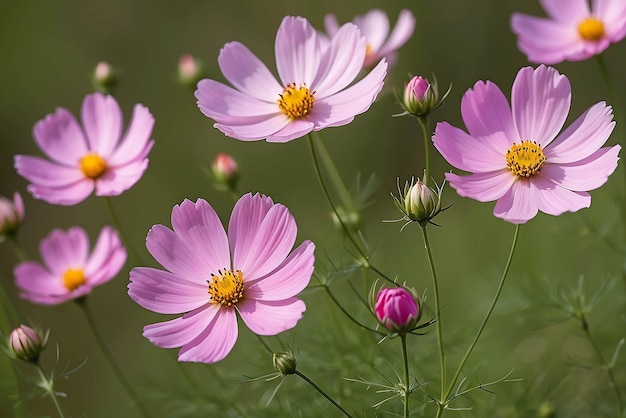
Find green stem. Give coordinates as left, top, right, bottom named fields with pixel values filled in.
left=103, top=197, right=142, bottom=265
left=313, top=132, right=355, bottom=211
left=401, top=334, right=410, bottom=418
left=294, top=370, right=352, bottom=418
left=77, top=298, right=151, bottom=418
left=35, top=364, right=65, bottom=418
left=8, top=234, right=27, bottom=262
left=322, top=285, right=383, bottom=334
left=418, top=116, right=431, bottom=186
left=436, top=224, right=520, bottom=417
left=580, top=317, right=624, bottom=415
left=420, top=226, right=446, bottom=404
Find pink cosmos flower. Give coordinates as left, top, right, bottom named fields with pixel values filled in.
left=14, top=226, right=127, bottom=305
left=511, top=0, right=626, bottom=64
left=195, top=15, right=387, bottom=143
left=433, top=65, right=620, bottom=224
left=128, top=193, right=315, bottom=364
left=15, top=93, right=155, bottom=205
left=324, top=9, right=415, bottom=68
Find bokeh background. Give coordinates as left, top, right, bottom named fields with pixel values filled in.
left=1, top=0, right=625, bottom=417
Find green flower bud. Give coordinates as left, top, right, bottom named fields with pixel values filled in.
left=273, top=351, right=297, bottom=376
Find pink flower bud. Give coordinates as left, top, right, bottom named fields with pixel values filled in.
left=375, top=287, right=420, bottom=334
left=0, top=192, right=24, bottom=237
left=8, top=325, right=46, bottom=363
left=405, top=76, right=430, bottom=102
left=92, top=61, right=118, bottom=93
left=178, top=54, right=203, bottom=88
left=211, top=153, right=239, bottom=190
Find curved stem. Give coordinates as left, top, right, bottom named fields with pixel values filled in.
left=323, top=285, right=384, bottom=334
left=77, top=298, right=151, bottom=418
left=418, top=116, right=431, bottom=186
left=419, top=226, right=446, bottom=403
left=35, top=364, right=65, bottom=418
left=103, top=197, right=142, bottom=265
left=294, top=370, right=352, bottom=418
left=401, top=335, right=410, bottom=418
left=437, top=224, right=520, bottom=417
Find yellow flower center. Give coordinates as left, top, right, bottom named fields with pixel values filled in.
left=207, top=269, right=244, bottom=307
left=63, top=268, right=86, bottom=291
left=80, top=153, right=108, bottom=179
left=278, top=83, right=314, bottom=119
left=578, top=17, right=605, bottom=41
left=506, top=140, right=546, bottom=178
left=365, top=43, right=373, bottom=56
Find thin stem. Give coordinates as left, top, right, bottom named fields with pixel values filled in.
left=420, top=226, right=446, bottom=403
left=322, top=285, right=384, bottom=334
left=294, top=370, right=352, bottom=418
left=313, top=133, right=355, bottom=211
left=77, top=298, right=151, bottom=418
left=256, top=334, right=273, bottom=354
left=418, top=116, right=431, bottom=185
left=8, top=234, right=27, bottom=262
left=103, top=197, right=142, bottom=265
left=401, top=335, right=410, bottom=418
left=580, top=317, right=624, bottom=415
left=35, top=364, right=65, bottom=418
left=437, top=224, right=520, bottom=417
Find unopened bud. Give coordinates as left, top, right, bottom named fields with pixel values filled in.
left=0, top=192, right=24, bottom=238
left=397, top=74, right=451, bottom=117
left=7, top=325, right=47, bottom=363
left=273, top=351, right=297, bottom=375
left=374, top=287, right=421, bottom=335
left=91, top=61, right=118, bottom=94
left=212, top=153, right=239, bottom=191
left=393, top=177, right=446, bottom=226
left=178, top=54, right=204, bottom=89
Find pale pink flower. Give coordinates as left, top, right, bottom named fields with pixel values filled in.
left=433, top=65, right=620, bottom=224
left=128, top=193, right=315, bottom=364
left=195, top=15, right=387, bottom=143
left=15, top=93, right=155, bottom=205
left=324, top=9, right=415, bottom=67
left=14, top=226, right=127, bottom=305
left=511, top=0, right=626, bottom=64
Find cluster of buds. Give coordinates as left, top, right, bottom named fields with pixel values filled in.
left=398, top=75, right=451, bottom=117
left=370, top=284, right=422, bottom=336
left=91, top=61, right=118, bottom=94
left=211, top=153, right=239, bottom=192
left=6, top=324, right=48, bottom=364
left=0, top=192, right=24, bottom=240
left=178, top=53, right=205, bottom=89
left=393, top=176, right=446, bottom=227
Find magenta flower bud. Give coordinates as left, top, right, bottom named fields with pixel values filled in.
left=398, top=74, right=451, bottom=117
left=375, top=287, right=420, bottom=334
left=212, top=153, right=239, bottom=190
left=405, top=76, right=429, bottom=102
left=8, top=325, right=47, bottom=363
left=91, top=61, right=118, bottom=93
left=0, top=192, right=24, bottom=238
left=178, top=53, right=204, bottom=88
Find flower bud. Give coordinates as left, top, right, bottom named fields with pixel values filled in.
left=7, top=325, right=47, bottom=363
left=91, top=61, right=118, bottom=94
left=0, top=192, right=24, bottom=238
left=178, top=54, right=204, bottom=89
left=374, top=287, right=421, bottom=335
left=273, top=351, right=297, bottom=375
left=397, top=74, right=451, bottom=117
left=392, top=177, right=446, bottom=226
left=211, top=153, right=239, bottom=191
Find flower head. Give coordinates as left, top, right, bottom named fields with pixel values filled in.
left=195, top=16, right=387, bottom=143
left=374, top=286, right=421, bottom=335
left=128, top=193, right=315, bottom=364
left=0, top=192, right=24, bottom=238
left=511, top=0, right=626, bottom=64
left=15, top=93, right=155, bottom=205
left=324, top=9, right=415, bottom=67
left=14, top=226, right=127, bottom=305
left=433, top=65, right=620, bottom=224
left=7, top=325, right=48, bottom=363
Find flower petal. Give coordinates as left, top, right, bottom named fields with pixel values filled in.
left=266, top=119, right=315, bottom=143
left=511, top=14, right=582, bottom=64
left=493, top=179, right=539, bottom=224
left=246, top=240, right=314, bottom=301
left=215, top=114, right=292, bottom=142
left=530, top=175, right=591, bottom=216
left=128, top=267, right=208, bottom=314
left=275, top=16, right=321, bottom=86
left=40, top=227, right=89, bottom=277
left=143, top=304, right=219, bottom=349
left=84, top=226, right=127, bottom=286
left=80, top=93, right=123, bottom=157
left=178, top=308, right=238, bottom=363
left=238, top=297, right=305, bottom=335
left=446, top=170, right=515, bottom=202
left=14, top=261, right=65, bottom=296
left=354, top=9, right=389, bottom=51
left=32, top=108, right=88, bottom=165
left=377, top=10, right=416, bottom=59
left=108, top=104, right=155, bottom=166
left=539, top=0, right=589, bottom=22
left=15, top=155, right=85, bottom=187
left=94, top=158, right=150, bottom=196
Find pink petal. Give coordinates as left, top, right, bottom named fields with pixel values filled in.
left=541, top=145, right=621, bottom=191
left=246, top=240, right=315, bottom=301
left=512, top=66, right=571, bottom=145
left=530, top=175, right=590, bottom=216
left=460, top=80, right=518, bottom=151
left=128, top=267, right=209, bottom=314
left=80, top=93, right=122, bottom=157
left=94, top=158, right=150, bottom=196
left=493, top=180, right=539, bottom=224
left=218, top=42, right=284, bottom=102
left=238, top=297, right=305, bottom=336
left=170, top=199, right=231, bottom=274
left=312, top=23, right=366, bottom=98
left=27, top=181, right=95, bottom=206
left=15, top=155, right=85, bottom=187
left=545, top=102, right=615, bottom=163
left=596, top=0, right=626, bottom=40
left=40, top=227, right=89, bottom=276
left=539, top=0, right=589, bottom=22
left=433, top=122, right=506, bottom=173
left=446, top=170, right=516, bottom=202
left=108, top=104, right=155, bottom=166
left=376, top=9, right=416, bottom=59
left=178, top=308, right=238, bottom=363
left=14, top=261, right=66, bottom=296
left=228, top=193, right=274, bottom=268
left=84, top=226, right=126, bottom=286
left=354, top=9, right=389, bottom=51
left=511, top=15, right=581, bottom=64
left=214, top=114, right=292, bottom=142
left=32, top=108, right=88, bottom=165
left=266, top=119, right=315, bottom=143
left=275, top=16, right=321, bottom=86
left=143, top=304, right=219, bottom=349
left=323, top=14, right=341, bottom=37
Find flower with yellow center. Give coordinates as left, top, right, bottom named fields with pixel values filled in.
left=208, top=269, right=244, bottom=307
left=63, top=268, right=86, bottom=291
left=506, top=140, right=547, bottom=178
left=277, top=83, right=315, bottom=119
left=578, top=17, right=605, bottom=41
left=80, top=153, right=108, bottom=179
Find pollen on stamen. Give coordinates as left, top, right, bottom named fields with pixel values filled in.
left=278, top=83, right=315, bottom=119
left=506, top=140, right=546, bottom=178
left=80, top=153, right=108, bottom=179
left=207, top=268, right=245, bottom=307
left=578, top=17, right=605, bottom=41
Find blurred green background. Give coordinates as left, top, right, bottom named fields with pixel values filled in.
left=1, top=0, right=625, bottom=417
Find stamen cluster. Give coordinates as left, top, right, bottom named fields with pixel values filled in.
left=506, top=140, right=546, bottom=178
left=208, top=269, right=245, bottom=307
